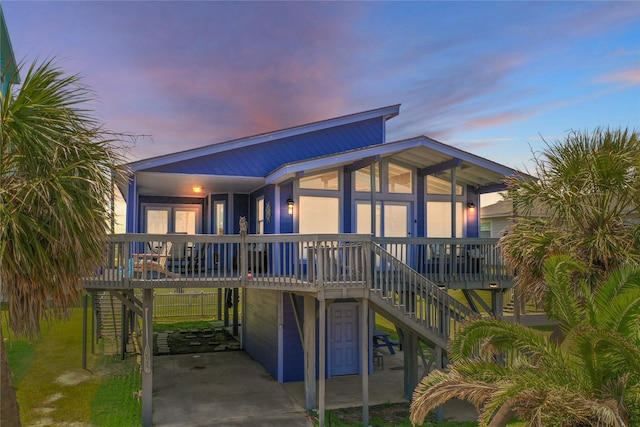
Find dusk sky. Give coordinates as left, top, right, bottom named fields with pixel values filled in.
left=4, top=1, right=640, bottom=173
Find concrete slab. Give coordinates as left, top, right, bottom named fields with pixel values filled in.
left=153, top=350, right=477, bottom=426
left=153, top=352, right=313, bottom=427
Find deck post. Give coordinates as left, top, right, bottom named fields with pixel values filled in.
left=303, top=295, right=316, bottom=409
left=361, top=297, right=369, bottom=426
left=403, top=330, right=418, bottom=401
left=491, top=289, right=504, bottom=318
left=141, top=288, right=153, bottom=427
left=318, top=297, right=326, bottom=427
left=82, top=294, right=88, bottom=370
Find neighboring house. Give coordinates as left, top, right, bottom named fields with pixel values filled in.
left=95, top=104, right=534, bottom=425
left=0, top=5, right=19, bottom=97
left=480, top=199, right=513, bottom=237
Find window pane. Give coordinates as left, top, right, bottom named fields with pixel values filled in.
left=146, top=209, right=169, bottom=234
left=215, top=202, right=225, bottom=235
left=426, top=202, right=463, bottom=237
left=299, top=196, right=339, bottom=233
left=356, top=203, right=381, bottom=236
left=426, top=175, right=463, bottom=195
left=388, top=163, right=412, bottom=193
left=175, top=210, right=196, bottom=234
left=256, top=198, right=264, bottom=234
left=300, top=170, right=339, bottom=190
left=355, top=163, right=380, bottom=192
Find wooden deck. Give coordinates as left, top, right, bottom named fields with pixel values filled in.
left=83, top=234, right=513, bottom=292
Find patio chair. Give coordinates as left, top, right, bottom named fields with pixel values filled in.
left=133, top=241, right=180, bottom=278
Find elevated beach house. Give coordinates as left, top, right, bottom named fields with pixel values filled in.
left=85, top=104, right=531, bottom=426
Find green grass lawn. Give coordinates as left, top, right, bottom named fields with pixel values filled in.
left=4, top=307, right=141, bottom=426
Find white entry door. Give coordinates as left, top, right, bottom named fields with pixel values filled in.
left=329, top=303, right=359, bottom=376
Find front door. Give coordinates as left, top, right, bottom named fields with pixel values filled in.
left=329, top=303, right=359, bottom=376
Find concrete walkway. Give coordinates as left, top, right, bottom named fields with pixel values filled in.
left=153, top=350, right=477, bottom=426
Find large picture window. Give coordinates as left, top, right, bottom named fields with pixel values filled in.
left=299, top=196, right=339, bottom=233
left=426, top=201, right=463, bottom=237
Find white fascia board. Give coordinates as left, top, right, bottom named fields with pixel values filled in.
left=130, top=104, right=401, bottom=172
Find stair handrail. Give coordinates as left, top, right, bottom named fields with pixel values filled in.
left=369, top=243, right=477, bottom=343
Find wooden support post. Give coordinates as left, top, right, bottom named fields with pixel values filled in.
left=141, top=289, right=153, bottom=427
left=492, top=289, right=504, bottom=318
left=82, top=294, right=88, bottom=370
left=303, top=296, right=316, bottom=410
left=90, top=291, right=95, bottom=354
left=120, top=302, right=127, bottom=360
left=403, top=330, right=418, bottom=401
left=361, top=297, right=369, bottom=426
left=318, top=298, right=326, bottom=427
left=232, top=288, right=239, bottom=337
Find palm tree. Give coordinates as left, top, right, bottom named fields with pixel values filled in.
left=500, top=128, right=640, bottom=305
left=0, top=60, right=126, bottom=426
left=410, top=256, right=640, bottom=427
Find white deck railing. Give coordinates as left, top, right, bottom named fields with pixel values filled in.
left=83, top=234, right=511, bottom=291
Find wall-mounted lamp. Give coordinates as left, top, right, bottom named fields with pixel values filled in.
left=467, top=201, right=476, bottom=210
left=192, top=186, right=203, bottom=194
left=287, top=197, right=294, bottom=215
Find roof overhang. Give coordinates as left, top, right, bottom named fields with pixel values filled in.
left=267, top=136, right=534, bottom=190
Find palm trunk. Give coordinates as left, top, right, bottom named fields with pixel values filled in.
left=488, top=403, right=514, bottom=427
left=1, top=326, right=22, bottom=427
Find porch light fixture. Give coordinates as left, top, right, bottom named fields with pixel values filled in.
left=467, top=201, right=475, bottom=210
left=192, top=186, right=203, bottom=194
left=287, top=197, right=294, bottom=215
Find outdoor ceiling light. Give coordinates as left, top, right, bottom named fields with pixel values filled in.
left=287, top=198, right=294, bottom=215
left=192, top=186, right=203, bottom=194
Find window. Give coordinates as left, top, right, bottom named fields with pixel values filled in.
left=215, top=201, right=225, bottom=235
left=300, top=170, right=340, bottom=190
left=299, top=196, right=339, bottom=233
left=426, top=175, right=463, bottom=195
left=146, top=209, right=169, bottom=234
left=256, top=198, right=264, bottom=234
left=426, top=201, right=463, bottom=237
left=480, top=220, right=492, bottom=238
left=174, top=210, right=196, bottom=234
left=388, top=163, right=412, bottom=194
left=355, top=163, right=380, bottom=192
left=143, top=206, right=201, bottom=234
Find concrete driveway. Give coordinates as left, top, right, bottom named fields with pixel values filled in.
left=153, top=351, right=313, bottom=427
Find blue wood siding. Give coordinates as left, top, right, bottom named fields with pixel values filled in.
left=244, top=288, right=279, bottom=380
left=251, top=185, right=276, bottom=234
left=282, top=293, right=305, bottom=382
left=126, top=176, right=137, bottom=233
left=416, top=177, right=425, bottom=237
left=279, top=182, right=294, bottom=234
left=466, top=185, right=479, bottom=238
left=145, top=119, right=384, bottom=177
left=232, top=194, right=249, bottom=234
left=342, top=168, right=353, bottom=233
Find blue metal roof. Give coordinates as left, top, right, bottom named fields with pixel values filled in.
left=131, top=104, right=399, bottom=172
left=145, top=116, right=385, bottom=177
